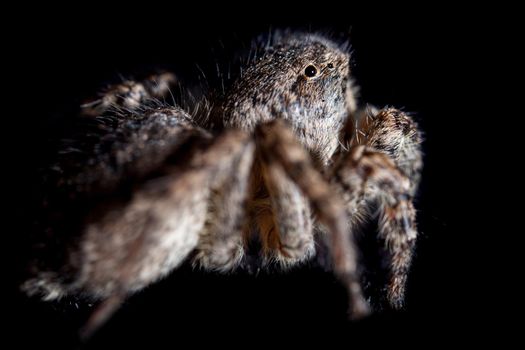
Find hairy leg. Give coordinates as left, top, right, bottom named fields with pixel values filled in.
left=22, top=104, right=251, bottom=336
left=258, top=156, right=315, bottom=266
left=75, top=129, right=251, bottom=297
left=256, top=120, right=369, bottom=318
left=192, top=137, right=255, bottom=271
left=80, top=128, right=251, bottom=337
left=342, top=107, right=423, bottom=308
left=355, top=108, right=423, bottom=194
left=80, top=72, right=177, bottom=116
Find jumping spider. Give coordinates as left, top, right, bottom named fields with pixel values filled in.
left=22, top=31, right=423, bottom=336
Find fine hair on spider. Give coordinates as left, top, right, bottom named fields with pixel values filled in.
left=20, top=28, right=423, bottom=339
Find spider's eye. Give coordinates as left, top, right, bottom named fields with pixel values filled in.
left=327, top=63, right=334, bottom=69
left=304, top=65, right=318, bottom=78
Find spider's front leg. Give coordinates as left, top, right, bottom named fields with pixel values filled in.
left=192, top=137, right=255, bottom=272
left=256, top=120, right=370, bottom=318
left=255, top=152, right=315, bottom=267
left=338, top=107, right=423, bottom=308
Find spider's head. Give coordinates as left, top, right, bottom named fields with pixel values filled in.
left=222, top=32, right=356, bottom=164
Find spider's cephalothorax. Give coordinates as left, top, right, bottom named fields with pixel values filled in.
left=21, top=32, right=422, bottom=337
left=217, top=33, right=356, bottom=164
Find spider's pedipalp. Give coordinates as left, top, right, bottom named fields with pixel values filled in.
left=256, top=119, right=370, bottom=318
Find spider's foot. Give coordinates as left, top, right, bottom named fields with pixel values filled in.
left=193, top=244, right=244, bottom=273
left=348, top=289, right=371, bottom=320
left=386, top=275, right=407, bottom=309
left=344, top=273, right=371, bottom=320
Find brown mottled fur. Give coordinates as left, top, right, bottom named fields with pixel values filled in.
left=345, top=108, right=422, bottom=306
left=22, top=31, right=423, bottom=336
left=80, top=72, right=177, bottom=117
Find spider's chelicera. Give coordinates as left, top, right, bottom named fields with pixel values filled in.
left=21, top=31, right=423, bottom=336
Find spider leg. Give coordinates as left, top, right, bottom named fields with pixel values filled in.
left=192, top=137, right=255, bottom=272
left=342, top=107, right=423, bottom=308
left=75, top=127, right=251, bottom=338
left=22, top=103, right=253, bottom=337
left=256, top=153, right=315, bottom=266
left=352, top=107, right=423, bottom=195
left=377, top=195, right=417, bottom=308
left=255, top=120, right=370, bottom=319
left=80, top=72, right=177, bottom=116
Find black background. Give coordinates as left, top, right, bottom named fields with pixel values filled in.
left=5, top=5, right=494, bottom=348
